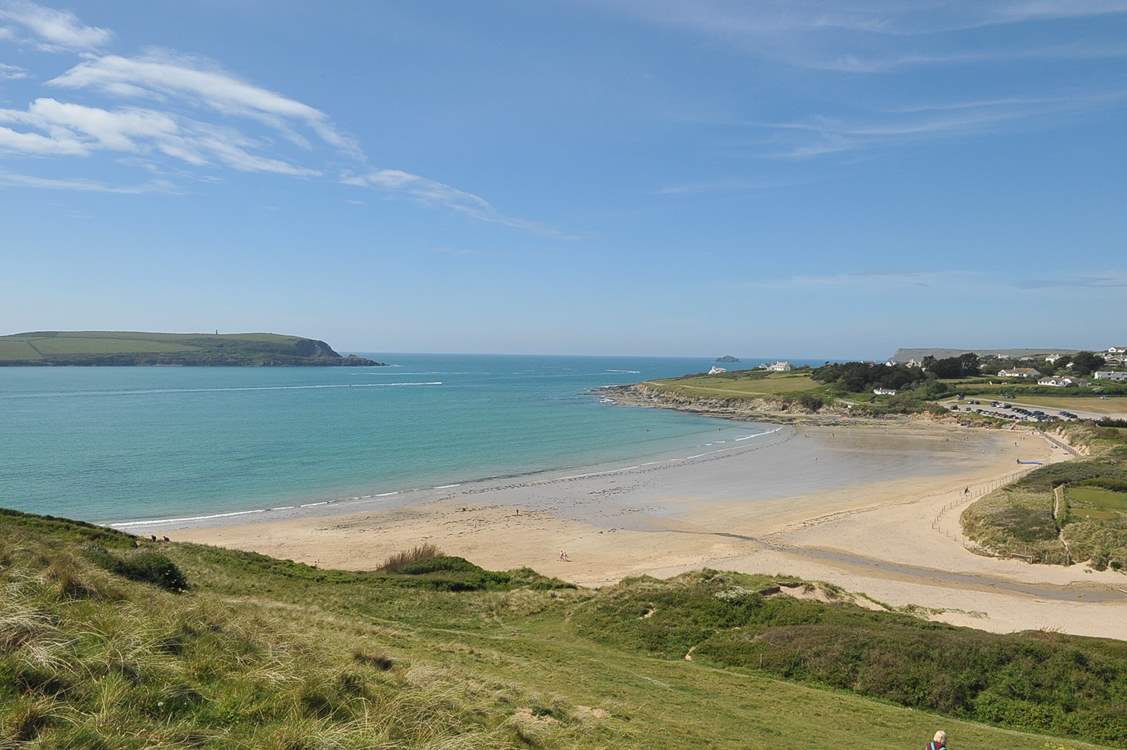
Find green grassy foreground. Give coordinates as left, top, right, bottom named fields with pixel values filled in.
left=0, top=331, right=381, bottom=366
left=3, top=511, right=1126, bottom=748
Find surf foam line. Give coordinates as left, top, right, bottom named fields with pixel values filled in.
left=736, top=427, right=783, bottom=442
left=5, top=382, right=443, bottom=399
left=110, top=426, right=788, bottom=530
left=111, top=508, right=269, bottom=528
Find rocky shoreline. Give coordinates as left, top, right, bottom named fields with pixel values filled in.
left=598, top=382, right=892, bottom=426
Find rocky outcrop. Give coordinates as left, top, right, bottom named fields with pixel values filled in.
left=600, top=383, right=876, bottom=425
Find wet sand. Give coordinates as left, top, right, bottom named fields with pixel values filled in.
left=158, top=422, right=1127, bottom=640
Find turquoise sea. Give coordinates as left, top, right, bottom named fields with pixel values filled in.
left=0, top=354, right=819, bottom=525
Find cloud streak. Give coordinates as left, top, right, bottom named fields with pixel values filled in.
left=0, top=0, right=111, bottom=50
left=748, top=92, right=1127, bottom=159
left=0, top=61, right=27, bottom=79
left=0, top=97, right=321, bottom=175
left=343, top=169, right=560, bottom=235
left=47, top=51, right=359, bottom=157
left=0, top=170, right=174, bottom=193
left=598, top=0, right=1127, bottom=73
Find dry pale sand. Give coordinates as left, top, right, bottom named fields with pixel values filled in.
left=163, top=422, right=1127, bottom=640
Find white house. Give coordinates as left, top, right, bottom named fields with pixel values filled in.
left=1038, top=376, right=1075, bottom=387
left=707, top=366, right=727, bottom=375
left=999, top=367, right=1041, bottom=379
left=1044, top=354, right=1065, bottom=364
left=872, top=387, right=897, bottom=396
left=1108, top=346, right=1127, bottom=355
left=765, top=360, right=792, bottom=372
left=904, top=359, right=921, bottom=369
left=1094, top=371, right=1127, bottom=382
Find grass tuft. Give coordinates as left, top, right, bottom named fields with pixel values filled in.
left=379, top=543, right=442, bottom=572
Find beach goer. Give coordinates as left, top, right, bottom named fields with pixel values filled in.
left=926, top=729, right=948, bottom=749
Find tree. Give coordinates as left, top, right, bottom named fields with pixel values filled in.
left=927, top=353, right=979, bottom=379
left=1071, top=351, right=1106, bottom=376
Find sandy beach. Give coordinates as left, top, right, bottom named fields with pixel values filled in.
left=159, top=421, right=1127, bottom=640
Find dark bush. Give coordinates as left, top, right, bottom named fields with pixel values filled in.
left=798, top=394, right=824, bottom=412
left=352, top=650, right=394, bottom=671
left=85, top=546, right=189, bottom=592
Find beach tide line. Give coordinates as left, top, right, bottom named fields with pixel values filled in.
left=110, top=507, right=267, bottom=528
left=736, top=427, right=783, bottom=441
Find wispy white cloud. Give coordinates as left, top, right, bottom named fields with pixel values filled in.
left=0, top=0, right=111, bottom=50
left=0, top=3, right=559, bottom=236
left=750, top=92, right=1127, bottom=159
left=598, top=0, right=1127, bottom=72
left=0, top=97, right=321, bottom=175
left=0, top=170, right=174, bottom=193
left=48, top=50, right=360, bottom=157
left=343, top=169, right=560, bottom=235
left=814, top=41, right=1127, bottom=73
left=0, top=61, right=27, bottom=79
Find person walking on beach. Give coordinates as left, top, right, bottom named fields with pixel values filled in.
left=926, top=729, right=948, bottom=749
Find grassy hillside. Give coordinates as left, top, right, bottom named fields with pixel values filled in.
left=2, top=510, right=1125, bottom=749
left=963, top=425, right=1127, bottom=570
left=645, top=371, right=822, bottom=397
left=0, top=331, right=381, bottom=366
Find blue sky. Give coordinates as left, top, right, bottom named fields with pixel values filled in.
left=1, top=0, right=1124, bottom=359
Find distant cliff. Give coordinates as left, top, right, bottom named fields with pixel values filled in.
left=0, top=331, right=384, bottom=366
left=889, top=347, right=1079, bottom=362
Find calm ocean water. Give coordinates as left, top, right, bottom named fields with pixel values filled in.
left=0, top=354, right=821, bottom=524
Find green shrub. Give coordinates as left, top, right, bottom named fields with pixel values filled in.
left=85, top=546, right=189, bottom=592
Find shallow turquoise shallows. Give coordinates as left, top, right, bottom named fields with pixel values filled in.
left=0, top=354, right=818, bottom=524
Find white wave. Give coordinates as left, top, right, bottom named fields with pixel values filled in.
left=433, top=483, right=462, bottom=489
left=735, top=427, right=783, bottom=441
left=111, top=507, right=267, bottom=528
left=605, top=369, right=641, bottom=374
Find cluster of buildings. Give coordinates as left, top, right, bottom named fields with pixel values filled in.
left=707, top=360, right=795, bottom=376
left=996, top=345, right=1127, bottom=386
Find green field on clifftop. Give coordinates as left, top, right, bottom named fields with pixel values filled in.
left=0, top=331, right=379, bottom=366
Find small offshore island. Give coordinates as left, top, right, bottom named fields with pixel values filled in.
left=0, top=331, right=384, bottom=366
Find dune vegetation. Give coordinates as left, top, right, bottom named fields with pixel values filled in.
left=963, top=425, right=1127, bottom=570
left=3, top=509, right=1127, bottom=749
